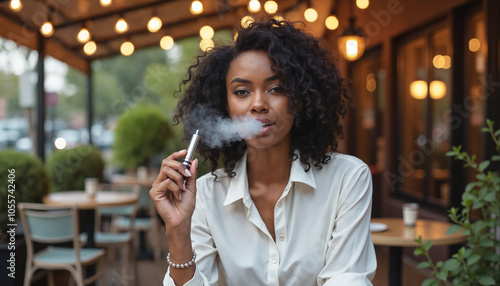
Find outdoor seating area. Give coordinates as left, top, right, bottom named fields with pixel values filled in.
left=1, top=0, right=499, bottom=285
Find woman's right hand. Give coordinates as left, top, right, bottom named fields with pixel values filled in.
left=150, top=149, right=198, bottom=231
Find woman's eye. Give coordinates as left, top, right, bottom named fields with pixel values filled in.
left=233, top=89, right=249, bottom=96
left=268, top=86, right=283, bottom=94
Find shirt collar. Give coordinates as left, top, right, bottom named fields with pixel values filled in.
left=223, top=151, right=317, bottom=206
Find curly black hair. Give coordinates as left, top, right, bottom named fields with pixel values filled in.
left=173, top=18, right=349, bottom=177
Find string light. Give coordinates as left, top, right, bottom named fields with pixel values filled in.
left=200, top=38, right=214, bottom=52
left=248, top=0, right=261, bottom=13
left=160, top=36, right=174, bottom=50
left=120, top=41, right=134, bottom=56
left=77, top=27, right=91, bottom=43
left=241, top=16, right=255, bottom=28
left=40, top=21, right=54, bottom=37
left=115, top=17, right=129, bottom=33
left=83, top=41, right=97, bottom=55
left=100, top=0, right=112, bottom=7
left=199, top=25, right=214, bottom=39
left=190, top=1, right=203, bottom=15
left=304, top=8, right=318, bottom=22
left=325, top=15, right=339, bottom=30
left=356, top=0, right=369, bottom=9
left=147, top=16, right=162, bottom=33
left=264, top=1, right=278, bottom=14
left=9, top=0, right=22, bottom=12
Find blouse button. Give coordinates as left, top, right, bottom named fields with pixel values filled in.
left=272, top=258, right=278, bottom=264
left=279, top=234, right=285, bottom=241
left=277, top=201, right=284, bottom=208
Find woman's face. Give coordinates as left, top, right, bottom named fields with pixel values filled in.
left=226, top=50, right=293, bottom=150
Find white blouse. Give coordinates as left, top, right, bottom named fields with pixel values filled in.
left=163, top=152, right=377, bottom=286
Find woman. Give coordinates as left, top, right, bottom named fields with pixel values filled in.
left=150, top=18, right=377, bottom=286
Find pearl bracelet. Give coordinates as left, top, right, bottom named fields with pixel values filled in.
left=167, top=250, right=196, bottom=269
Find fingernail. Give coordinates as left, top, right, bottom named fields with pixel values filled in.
left=178, top=192, right=182, bottom=200
left=194, top=158, right=198, bottom=168
left=183, top=182, right=186, bottom=191
left=185, top=169, right=192, bottom=177
left=179, top=149, right=187, bottom=153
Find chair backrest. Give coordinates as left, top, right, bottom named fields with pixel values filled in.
left=95, top=184, right=139, bottom=231
left=19, top=203, right=79, bottom=244
left=18, top=203, right=82, bottom=264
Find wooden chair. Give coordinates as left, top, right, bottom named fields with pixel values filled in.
left=111, top=184, right=164, bottom=261
left=84, top=185, right=139, bottom=285
left=18, top=203, right=105, bottom=286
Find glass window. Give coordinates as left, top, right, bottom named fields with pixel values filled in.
left=396, top=24, right=452, bottom=208
left=464, top=10, right=487, bottom=182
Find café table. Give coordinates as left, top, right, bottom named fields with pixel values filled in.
left=370, top=218, right=467, bottom=286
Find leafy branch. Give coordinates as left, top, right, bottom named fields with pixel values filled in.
left=414, top=119, right=500, bottom=286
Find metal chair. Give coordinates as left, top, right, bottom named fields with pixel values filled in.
left=18, top=203, right=105, bottom=286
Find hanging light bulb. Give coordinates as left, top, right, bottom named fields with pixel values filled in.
left=120, top=41, right=134, bottom=56
left=337, top=17, right=366, bottom=61
left=40, top=21, right=54, bottom=37
left=325, top=15, right=339, bottom=30
left=100, top=0, right=112, bottom=7
left=115, top=17, right=128, bottom=34
left=160, top=36, right=174, bottom=50
left=248, top=0, right=261, bottom=13
left=199, top=25, right=214, bottom=39
left=190, top=1, right=203, bottom=15
left=304, top=8, right=318, bottom=22
left=147, top=16, right=162, bottom=33
left=9, top=0, right=22, bottom=12
left=264, top=1, right=278, bottom=14
left=356, top=0, right=369, bottom=9
left=77, top=27, right=91, bottom=43
left=83, top=41, right=97, bottom=55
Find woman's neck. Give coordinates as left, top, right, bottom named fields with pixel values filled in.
left=246, top=144, right=292, bottom=187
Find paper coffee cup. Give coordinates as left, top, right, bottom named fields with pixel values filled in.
left=403, top=203, right=419, bottom=226
left=85, top=177, right=98, bottom=198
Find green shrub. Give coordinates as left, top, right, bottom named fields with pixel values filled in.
left=47, top=145, right=104, bottom=193
left=113, top=104, right=174, bottom=169
left=0, top=150, right=50, bottom=235
left=414, top=119, right=500, bottom=286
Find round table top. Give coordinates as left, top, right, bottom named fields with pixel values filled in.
left=110, top=174, right=156, bottom=187
left=370, top=218, right=467, bottom=247
left=43, top=191, right=138, bottom=209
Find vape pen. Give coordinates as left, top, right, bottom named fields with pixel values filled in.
left=183, top=130, right=200, bottom=170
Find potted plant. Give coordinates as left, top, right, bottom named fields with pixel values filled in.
left=0, top=150, right=50, bottom=286
left=112, top=104, right=174, bottom=172
left=46, top=145, right=105, bottom=193
left=414, top=119, right=500, bottom=286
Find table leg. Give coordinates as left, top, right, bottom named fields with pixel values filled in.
left=388, top=246, right=402, bottom=286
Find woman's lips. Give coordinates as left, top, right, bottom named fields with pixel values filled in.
left=259, top=122, right=275, bottom=135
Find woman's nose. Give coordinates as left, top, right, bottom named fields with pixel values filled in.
left=250, top=91, right=268, bottom=113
